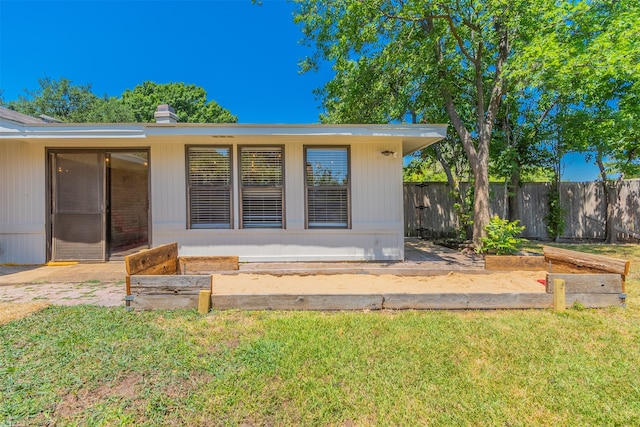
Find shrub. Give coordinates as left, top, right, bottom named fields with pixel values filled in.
left=477, top=216, right=526, bottom=255
left=546, top=183, right=566, bottom=242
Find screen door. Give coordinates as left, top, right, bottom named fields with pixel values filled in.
left=51, top=152, right=106, bottom=261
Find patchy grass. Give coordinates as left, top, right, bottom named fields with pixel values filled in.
left=0, top=244, right=639, bottom=425
left=0, top=302, right=50, bottom=325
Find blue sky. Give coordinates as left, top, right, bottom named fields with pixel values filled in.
left=0, top=0, right=332, bottom=123
left=0, top=0, right=598, bottom=180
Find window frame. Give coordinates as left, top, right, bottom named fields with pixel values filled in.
left=238, top=145, right=286, bottom=229
left=304, top=145, right=351, bottom=229
left=185, top=145, right=233, bottom=229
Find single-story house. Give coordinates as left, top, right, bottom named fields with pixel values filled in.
left=0, top=105, right=447, bottom=264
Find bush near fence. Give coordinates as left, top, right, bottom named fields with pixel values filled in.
left=404, top=179, right=640, bottom=241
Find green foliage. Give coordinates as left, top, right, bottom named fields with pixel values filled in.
left=511, top=0, right=640, bottom=180
left=84, top=96, right=136, bottom=123
left=3, top=77, right=237, bottom=124
left=546, top=182, right=566, bottom=240
left=121, top=81, right=237, bottom=123
left=5, top=77, right=134, bottom=123
left=294, top=0, right=640, bottom=244
left=292, top=0, right=581, bottom=244
left=453, top=185, right=474, bottom=240
left=402, top=158, right=448, bottom=182
left=477, top=215, right=526, bottom=255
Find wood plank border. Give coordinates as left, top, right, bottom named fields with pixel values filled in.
left=212, top=294, right=383, bottom=311
left=211, top=292, right=625, bottom=310
left=543, top=245, right=630, bottom=292
left=485, top=256, right=548, bottom=271
left=546, top=273, right=623, bottom=294
left=131, top=295, right=201, bottom=310
left=564, top=293, right=625, bottom=308
left=382, top=293, right=553, bottom=310
left=128, top=275, right=213, bottom=310
left=543, top=245, right=629, bottom=275
left=129, top=275, right=212, bottom=295
left=178, top=256, right=239, bottom=273
left=125, top=242, right=179, bottom=275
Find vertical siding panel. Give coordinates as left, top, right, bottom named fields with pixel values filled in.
left=351, top=143, right=369, bottom=224
left=285, top=142, right=304, bottom=229
left=150, top=142, right=186, bottom=226
left=351, top=141, right=402, bottom=226
left=0, top=140, right=46, bottom=263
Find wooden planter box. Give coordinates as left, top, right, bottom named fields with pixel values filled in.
left=485, top=246, right=630, bottom=308
left=124, top=243, right=629, bottom=311
left=124, top=242, right=238, bottom=311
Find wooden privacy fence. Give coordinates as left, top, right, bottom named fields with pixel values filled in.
left=404, top=179, right=640, bottom=241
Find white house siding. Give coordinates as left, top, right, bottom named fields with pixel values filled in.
left=149, top=141, right=186, bottom=227
left=1, top=135, right=406, bottom=263
left=151, top=138, right=405, bottom=261
left=0, top=140, right=47, bottom=264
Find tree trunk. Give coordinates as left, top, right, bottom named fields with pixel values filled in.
left=433, top=143, right=472, bottom=239
left=605, top=184, right=618, bottom=244
left=434, top=19, right=508, bottom=248
left=433, top=143, right=456, bottom=192
left=471, top=145, right=491, bottom=246
left=596, top=154, right=617, bottom=244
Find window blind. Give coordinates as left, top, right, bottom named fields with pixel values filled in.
left=305, top=147, right=350, bottom=228
left=240, top=146, right=284, bottom=228
left=187, top=146, right=232, bottom=228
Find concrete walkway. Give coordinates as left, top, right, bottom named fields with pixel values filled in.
left=0, top=239, right=482, bottom=306
left=0, top=262, right=127, bottom=306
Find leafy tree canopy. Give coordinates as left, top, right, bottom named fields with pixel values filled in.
left=293, top=0, right=639, bottom=244
left=2, top=77, right=238, bottom=124
left=511, top=0, right=640, bottom=179
left=121, top=81, right=237, bottom=123
left=293, top=0, right=562, bottom=243
left=4, top=77, right=134, bottom=123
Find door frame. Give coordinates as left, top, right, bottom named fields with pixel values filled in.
left=46, top=147, right=151, bottom=262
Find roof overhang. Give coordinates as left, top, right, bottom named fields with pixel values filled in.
left=0, top=122, right=447, bottom=156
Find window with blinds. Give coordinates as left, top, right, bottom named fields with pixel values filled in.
left=186, top=146, right=232, bottom=229
left=239, top=146, right=285, bottom=228
left=305, top=146, right=350, bottom=228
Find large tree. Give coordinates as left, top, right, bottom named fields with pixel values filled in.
left=121, top=81, right=237, bottom=123
left=293, top=0, right=639, bottom=245
left=512, top=0, right=640, bottom=242
left=6, top=77, right=134, bottom=123
left=294, top=0, right=564, bottom=245
left=5, top=78, right=239, bottom=124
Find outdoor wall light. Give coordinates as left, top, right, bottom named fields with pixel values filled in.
left=381, top=150, right=398, bottom=158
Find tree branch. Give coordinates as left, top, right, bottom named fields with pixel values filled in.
left=484, top=20, right=509, bottom=130
left=378, top=6, right=478, bottom=66
left=475, top=41, right=485, bottom=138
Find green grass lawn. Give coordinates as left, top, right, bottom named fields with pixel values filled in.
left=2, top=244, right=639, bottom=426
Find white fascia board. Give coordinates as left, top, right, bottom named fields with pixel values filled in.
left=0, top=123, right=146, bottom=139
left=144, top=123, right=448, bottom=139
left=0, top=122, right=448, bottom=145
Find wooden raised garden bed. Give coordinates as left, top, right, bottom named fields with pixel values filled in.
left=485, top=245, right=630, bottom=308
left=125, top=243, right=629, bottom=311
left=124, top=242, right=238, bottom=311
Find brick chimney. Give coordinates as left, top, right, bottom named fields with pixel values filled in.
left=154, top=104, right=178, bottom=124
